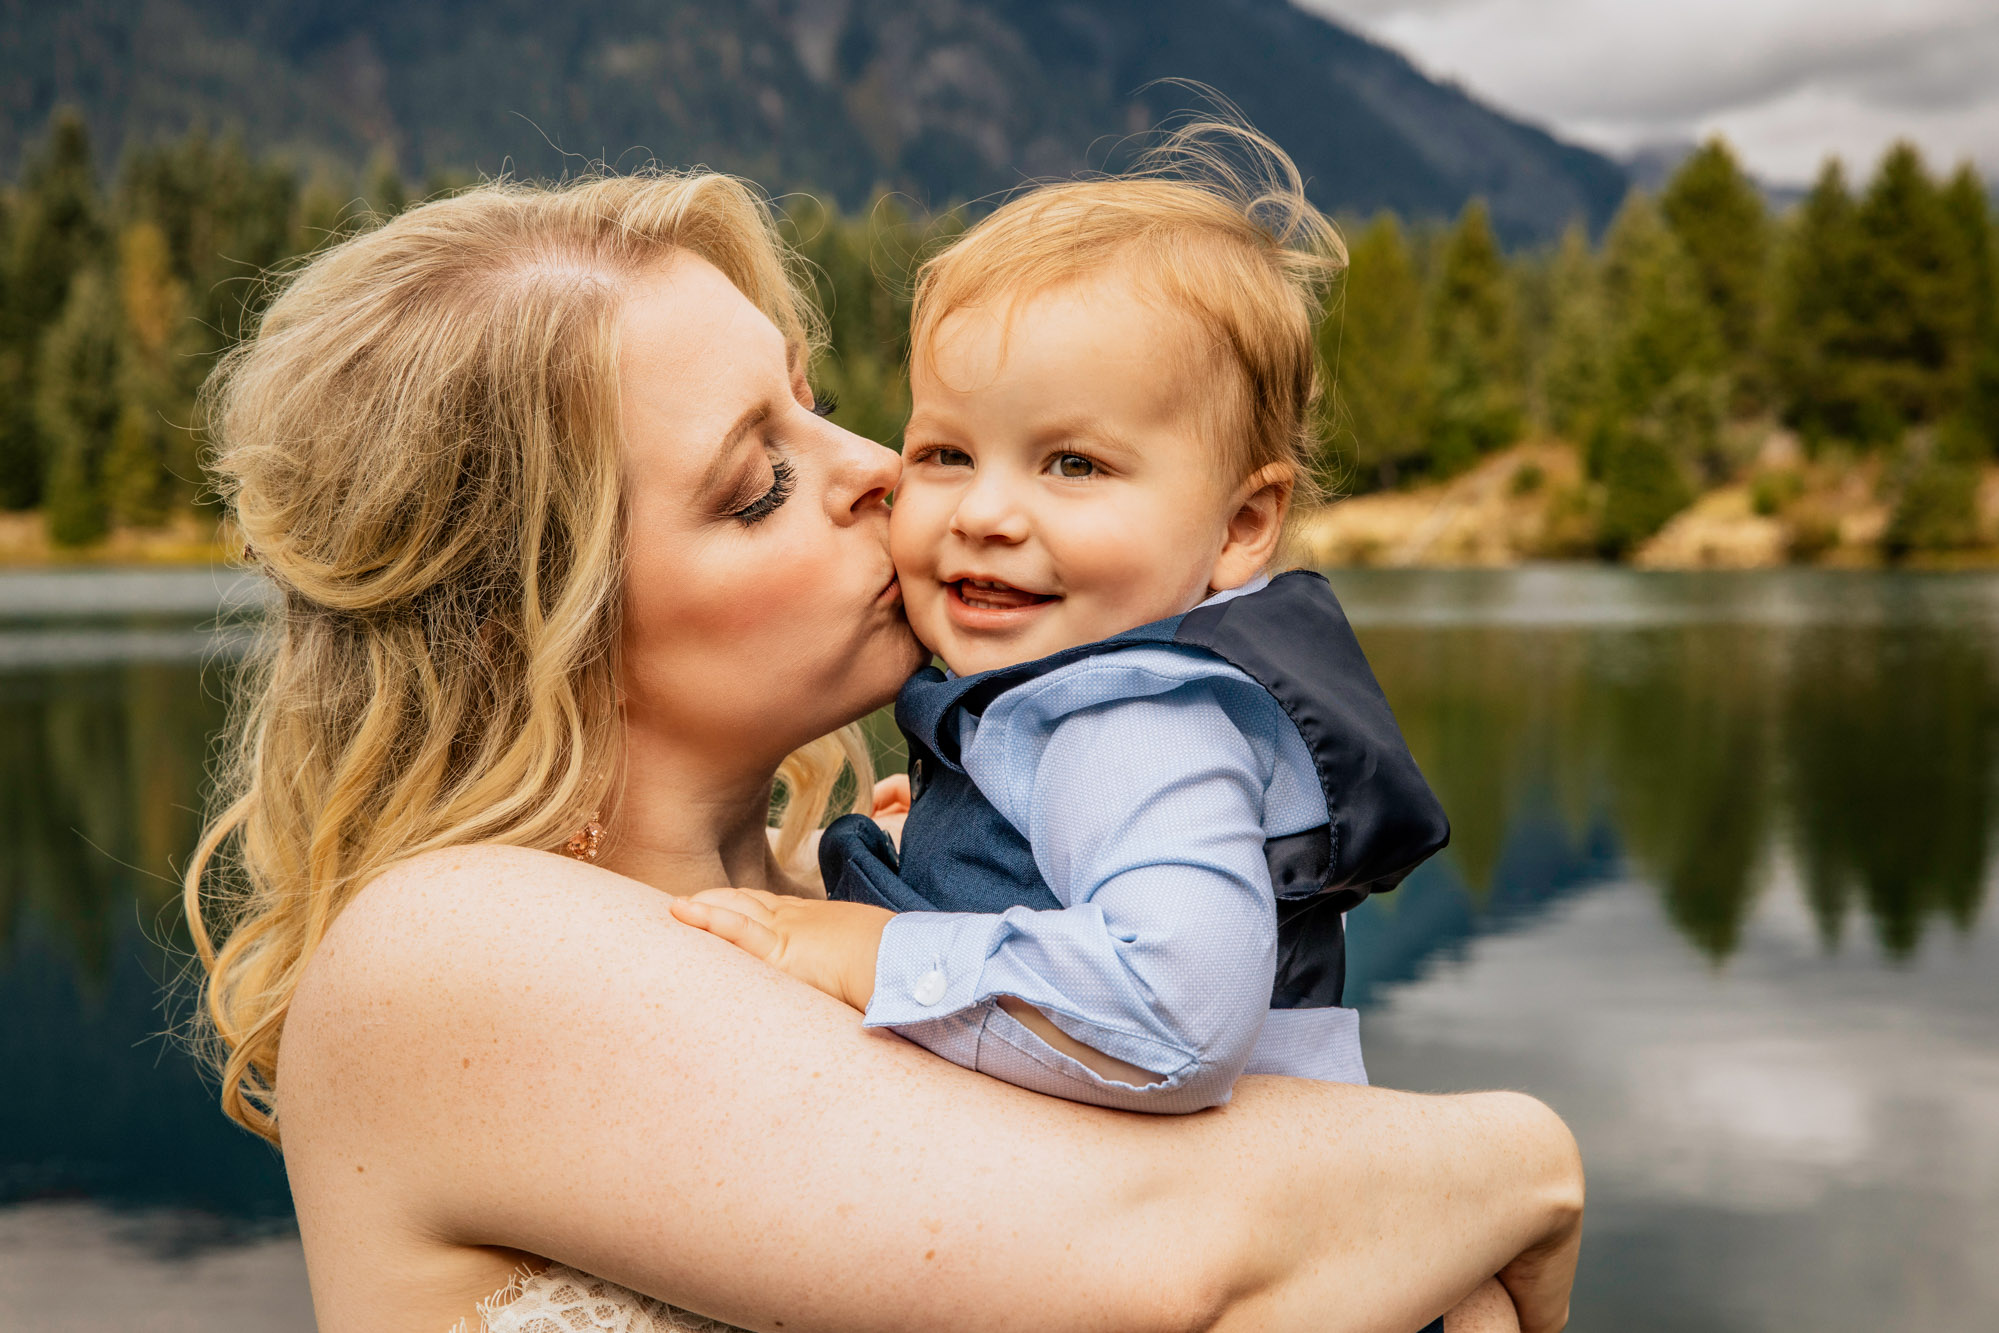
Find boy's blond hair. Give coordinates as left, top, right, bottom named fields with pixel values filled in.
left=911, top=119, right=1346, bottom=503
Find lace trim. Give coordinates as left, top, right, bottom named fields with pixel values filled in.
left=460, top=1262, right=748, bottom=1333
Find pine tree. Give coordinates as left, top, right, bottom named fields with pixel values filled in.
left=785, top=195, right=939, bottom=448
left=36, top=268, right=123, bottom=546
left=1600, top=194, right=1727, bottom=429
left=0, top=190, right=23, bottom=509
left=1, top=110, right=106, bottom=509
left=1425, top=199, right=1522, bottom=476
left=1659, top=139, right=1768, bottom=356
left=294, top=172, right=363, bottom=260
left=1849, top=143, right=1977, bottom=431
left=1941, top=165, right=1996, bottom=343
left=1770, top=160, right=1868, bottom=444
left=1537, top=222, right=1606, bottom=445
left=366, top=151, right=410, bottom=222
left=120, top=130, right=301, bottom=354
left=105, top=221, right=197, bottom=527
left=1659, top=137, right=1769, bottom=406
left=1591, top=192, right=1724, bottom=553
left=1940, top=164, right=1999, bottom=457
left=1325, top=212, right=1430, bottom=490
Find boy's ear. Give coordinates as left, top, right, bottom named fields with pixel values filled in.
left=1212, top=464, right=1294, bottom=591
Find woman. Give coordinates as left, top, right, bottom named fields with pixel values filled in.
left=184, top=170, right=1582, bottom=1333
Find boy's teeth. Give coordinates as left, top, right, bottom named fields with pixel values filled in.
left=956, top=579, right=1046, bottom=611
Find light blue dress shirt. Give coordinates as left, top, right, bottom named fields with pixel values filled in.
left=862, top=580, right=1369, bottom=1113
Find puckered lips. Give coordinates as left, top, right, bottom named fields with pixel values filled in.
left=944, top=576, right=1059, bottom=631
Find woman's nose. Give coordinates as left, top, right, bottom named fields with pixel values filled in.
left=825, top=425, right=900, bottom=523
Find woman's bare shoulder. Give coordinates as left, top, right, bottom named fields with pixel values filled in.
left=275, top=848, right=772, bottom=1328
left=353, top=841, right=656, bottom=918
left=281, top=845, right=725, bottom=1098
left=354, top=843, right=663, bottom=928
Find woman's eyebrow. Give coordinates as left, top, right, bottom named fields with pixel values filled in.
left=699, top=403, right=772, bottom=494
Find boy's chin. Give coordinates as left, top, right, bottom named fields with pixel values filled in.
left=926, top=628, right=1023, bottom=679
left=937, top=627, right=1096, bottom=679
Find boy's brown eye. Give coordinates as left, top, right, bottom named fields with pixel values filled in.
left=1053, top=453, right=1096, bottom=479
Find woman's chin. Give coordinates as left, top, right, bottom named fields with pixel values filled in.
left=810, top=619, right=931, bottom=726
left=882, top=621, right=933, bottom=690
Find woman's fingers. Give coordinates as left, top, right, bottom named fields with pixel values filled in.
left=1443, top=1278, right=1521, bottom=1333
left=1491, top=1094, right=1584, bottom=1333
left=669, top=897, right=781, bottom=962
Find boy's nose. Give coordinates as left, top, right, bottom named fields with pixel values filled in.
left=950, top=474, right=1030, bottom=544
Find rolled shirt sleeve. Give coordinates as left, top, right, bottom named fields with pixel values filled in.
left=863, top=666, right=1290, bottom=1112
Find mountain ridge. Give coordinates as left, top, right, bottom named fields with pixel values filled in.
left=2, top=0, right=1630, bottom=242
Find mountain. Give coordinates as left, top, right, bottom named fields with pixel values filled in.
left=1, top=0, right=1630, bottom=242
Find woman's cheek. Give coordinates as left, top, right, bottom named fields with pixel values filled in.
left=647, top=539, right=795, bottom=642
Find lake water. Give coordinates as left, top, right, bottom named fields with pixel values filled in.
left=2, top=566, right=1993, bottom=1331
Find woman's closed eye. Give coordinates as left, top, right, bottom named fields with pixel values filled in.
left=728, top=451, right=797, bottom=525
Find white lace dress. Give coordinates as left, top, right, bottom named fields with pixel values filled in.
left=470, top=1263, right=749, bottom=1333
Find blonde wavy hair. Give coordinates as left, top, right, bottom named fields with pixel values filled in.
left=912, top=118, right=1346, bottom=507
left=184, top=171, right=872, bottom=1144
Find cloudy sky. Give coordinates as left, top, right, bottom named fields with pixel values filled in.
left=1296, top=0, right=1999, bottom=185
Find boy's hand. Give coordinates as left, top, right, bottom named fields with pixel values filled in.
left=670, top=888, right=892, bottom=1012
left=870, top=774, right=912, bottom=850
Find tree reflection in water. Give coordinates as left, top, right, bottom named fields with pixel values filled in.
left=1364, top=615, right=1992, bottom=962
left=2, top=601, right=1992, bottom=984
left=0, top=662, right=226, bottom=984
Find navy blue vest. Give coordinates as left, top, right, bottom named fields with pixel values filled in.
left=820, top=570, right=1449, bottom=1009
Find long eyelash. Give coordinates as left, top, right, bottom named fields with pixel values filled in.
left=732, top=454, right=797, bottom=525
left=811, top=392, right=839, bottom=418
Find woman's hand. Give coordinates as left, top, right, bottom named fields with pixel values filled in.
left=671, top=888, right=892, bottom=1012
left=1444, top=1278, right=1521, bottom=1332
left=1488, top=1094, right=1585, bottom=1333
left=1496, top=1193, right=1583, bottom=1333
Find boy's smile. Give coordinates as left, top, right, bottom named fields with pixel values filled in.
left=946, top=576, right=1059, bottom=628
left=891, top=271, right=1284, bottom=677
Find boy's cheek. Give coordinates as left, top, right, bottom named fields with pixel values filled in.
left=886, top=489, right=940, bottom=568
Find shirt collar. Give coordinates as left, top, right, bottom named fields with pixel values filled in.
left=1195, top=571, right=1271, bottom=611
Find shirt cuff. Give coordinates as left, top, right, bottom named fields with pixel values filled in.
left=865, top=911, right=1213, bottom=1099
left=863, top=910, right=1007, bottom=1029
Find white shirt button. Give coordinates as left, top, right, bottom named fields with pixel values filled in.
left=912, top=968, right=948, bottom=1006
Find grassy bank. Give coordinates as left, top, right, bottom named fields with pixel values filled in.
left=0, top=511, right=232, bottom=566
left=1297, top=439, right=1999, bottom=569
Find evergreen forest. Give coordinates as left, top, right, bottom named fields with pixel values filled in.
left=2, top=111, right=1996, bottom=562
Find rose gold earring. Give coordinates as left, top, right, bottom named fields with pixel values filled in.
left=563, top=814, right=605, bottom=862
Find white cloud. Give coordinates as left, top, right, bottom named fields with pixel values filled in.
left=1296, top=0, right=1999, bottom=184
left=1361, top=871, right=1999, bottom=1326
